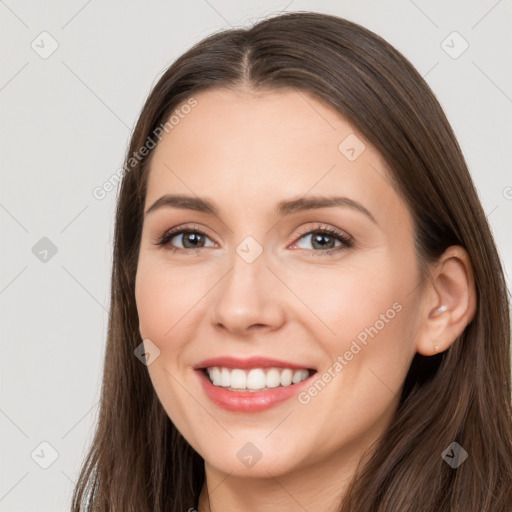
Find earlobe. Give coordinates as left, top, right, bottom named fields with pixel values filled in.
left=415, top=246, right=477, bottom=356
left=431, top=304, right=447, bottom=317
left=430, top=305, right=447, bottom=354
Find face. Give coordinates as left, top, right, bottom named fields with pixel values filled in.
left=135, top=87, right=423, bottom=479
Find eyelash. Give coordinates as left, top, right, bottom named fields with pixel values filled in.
left=155, top=223, right=354, bottom=256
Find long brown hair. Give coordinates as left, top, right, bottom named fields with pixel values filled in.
left=71, top=11, right=512, bottom=511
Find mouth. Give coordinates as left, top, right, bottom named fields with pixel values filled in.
left=201, top=366, right=316, bottom=392
left=194, top=356, right=317, bottom=412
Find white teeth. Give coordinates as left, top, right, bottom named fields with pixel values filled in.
left=230, top=369, right=246, bottom=389
left=220, top=367, right=231, bottom=387
left=266, top=368, right=281, bottom=388
left=292, top=369, right=308, bottom=384
left=205, top=366, right=311, bottom=391
left=280, top=368, right=293, bottom=386
left=210, top=367, right=221, bottom=386
left=246, top=369, right=266, bottom=389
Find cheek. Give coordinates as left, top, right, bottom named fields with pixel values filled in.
left=135, top=265, right=169, bottom=340
left=290, top=267, right=416, bottom=432
left=135, top=261, right=203, bottom=438
left=284, top=254, right=418, bottom=382
left=135, top=258, right=205, bottom=342
left=284, top=260, right=403, bottom=338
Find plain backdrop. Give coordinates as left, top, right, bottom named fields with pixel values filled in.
left=1, top=1, right=511, bottom=510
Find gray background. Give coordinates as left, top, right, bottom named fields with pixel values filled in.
left=1, top=1, right=511, bottom=510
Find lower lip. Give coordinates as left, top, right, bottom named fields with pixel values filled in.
left=196, top=369, right=315, bottom=413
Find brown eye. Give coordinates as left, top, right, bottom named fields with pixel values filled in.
left=156, top=226, right=215, bottom=252
left=291, top=225, right=354, bottom=256
left=173, top=231, right=207, bottom=249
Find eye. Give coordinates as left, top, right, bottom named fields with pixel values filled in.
left=154, top=223, right=354, bottom=256
left=290, top=224, right=353, bottom=256
left=155, top=224, right=216, bottom=252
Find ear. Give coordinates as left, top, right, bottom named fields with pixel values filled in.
left=415, top=246, right=477, bottom=356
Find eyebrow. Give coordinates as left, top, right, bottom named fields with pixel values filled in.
left=144, top=194, right=377, bottom=224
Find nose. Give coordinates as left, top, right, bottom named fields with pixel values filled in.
left=209, top=247, right=286, bottom=337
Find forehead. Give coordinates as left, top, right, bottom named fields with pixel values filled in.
left=145, top=87, right=406, bottom=226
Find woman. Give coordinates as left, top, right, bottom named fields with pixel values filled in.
left=71, top=11, right=512, bottom=512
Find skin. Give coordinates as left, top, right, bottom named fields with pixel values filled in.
left=135, top=87, right=476, bottom=512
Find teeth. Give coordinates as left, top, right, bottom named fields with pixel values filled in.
left=280, top=368, right=293, bottom=386
left=292, top=370, right=305, bottom=384
left=266, top=368, right=281, bottom=388
left=220, top=367, right=231, bottom=387
left=205, top=367, right=311, bottom=391
left=246, top=369, right=266, bottom=389
left=210, top=367, right=221, bottom=386
left=230, top=369, right=246, bottom=389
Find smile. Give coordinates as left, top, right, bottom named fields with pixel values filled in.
left=194, top=356, right=317, bottom=412
left=204, top=367, right=312, bottom=391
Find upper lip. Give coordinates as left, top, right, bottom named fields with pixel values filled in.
left=194, top=356, right=316, bottom=371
